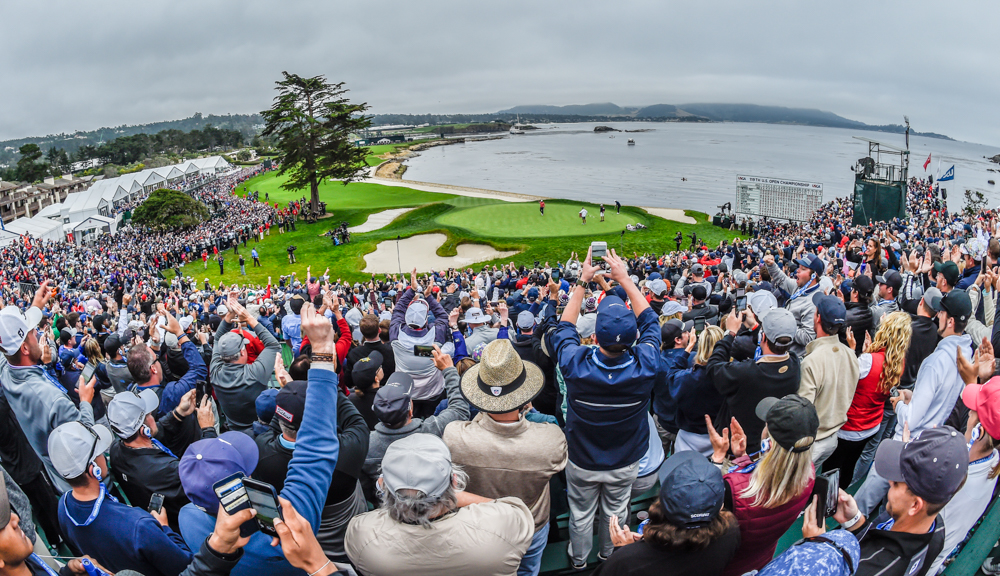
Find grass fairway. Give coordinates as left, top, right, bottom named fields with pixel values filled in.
left=181, top=172, right=738, bottom=286
left=437, top=201, right=647, bottom=237
left=235, top=170, right=452, bottom=207
left=363, top=139, right=434, bottom=166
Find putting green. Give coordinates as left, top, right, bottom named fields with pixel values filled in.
left=435, top=201, right=647, bottom=238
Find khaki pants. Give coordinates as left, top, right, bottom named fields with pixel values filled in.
left=566, top=459, right=639, bottom=565
left=812, top=434, right=839, bottom=469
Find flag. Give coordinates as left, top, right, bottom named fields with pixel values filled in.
left=939, top=165, right=955, bottom=182
left=923, top=153, right=932, bottom=170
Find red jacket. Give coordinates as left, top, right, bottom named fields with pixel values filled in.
left=721, top=460, right=815, bottom=576
left=299, top=316, right=353, bottom=392
left=843, top=351, right=889, bottom=432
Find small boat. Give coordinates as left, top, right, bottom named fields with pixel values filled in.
left=627, top=139, right=635, bottom=145
left=990, top=180, right=996, bottom=185
left=509, top=114, right=525, bottom=135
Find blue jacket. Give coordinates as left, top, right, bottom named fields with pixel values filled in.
left=552, top=307, right=661, bottom=470
left=652, top=348, right=692, bottom=433
left=673, top=364, right=725, bottom=435
left=59, top=489, right=192, bottom=576
left=159, top=341, right=208, bottom=415
left=178, top=365, right=341, bottom=576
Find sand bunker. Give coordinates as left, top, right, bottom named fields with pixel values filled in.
left=363, top=233, right=518, bottom=273
left=347, top=208, right=414, bottom=234
left=642, top=207, right=697, bottom=224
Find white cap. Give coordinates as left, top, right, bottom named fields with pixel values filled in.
left=0, top=306, right=42, bottom=355
left=47, top=422, right=113, bottom=479
left=107, top=389, right=159, bottom=438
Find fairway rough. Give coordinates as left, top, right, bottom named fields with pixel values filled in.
left=363, top=233, right=518, bottom=273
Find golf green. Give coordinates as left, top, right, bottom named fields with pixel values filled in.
left=435, top=201, right=647, bottom=238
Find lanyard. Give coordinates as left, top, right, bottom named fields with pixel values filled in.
left=787, top=280, right=818, bottom=302
left=62, top=484, right=118, bottom=527
left=151, top=438, right=178, bottom=459
left=29, top=554, right=61, bottom=576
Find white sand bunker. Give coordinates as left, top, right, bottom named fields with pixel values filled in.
left=347, top=208, right=415, bottom=233
left=642, top=207, right=697, bottom=224
left=363, top=233, right=518, bottom=273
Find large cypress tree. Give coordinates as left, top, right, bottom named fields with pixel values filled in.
left=261, top=73, right=371, bottom=214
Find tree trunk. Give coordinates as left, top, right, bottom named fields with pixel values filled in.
left=311, top=175, right=320, bottom=214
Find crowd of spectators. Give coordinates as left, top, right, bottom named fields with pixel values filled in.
left=1, top=174, right=1000, bottom=576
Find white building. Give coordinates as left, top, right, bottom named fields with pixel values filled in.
left=0, top=155, right=231, bottom=247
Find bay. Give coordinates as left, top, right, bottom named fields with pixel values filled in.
left=403, top=122, right=1000, bottom=215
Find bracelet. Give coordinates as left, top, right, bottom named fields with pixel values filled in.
left=310, top=353, right=334, bottom=363
left=841, top=510, right=863, bottom=530
left=172, top=409, right=184, bottom=422
left=308, top=560, right=331, bottom=576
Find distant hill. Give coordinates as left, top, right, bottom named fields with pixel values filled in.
left=498, top=103, right=636, bottom=116
left=491, top=102, right=952, bottom=139
left=0, top=112, right=263, bottom=167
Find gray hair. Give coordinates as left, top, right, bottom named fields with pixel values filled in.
left=379, top=466, right=467, bottom=528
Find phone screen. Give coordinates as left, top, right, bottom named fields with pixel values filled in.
left=242, top=480, right=282, bottom=535
left=413, top=345, right=435, bottom=357
left=148, top=493, right=165, bottom=513
left=551, top=270, right=561, bottom=281
left=196, top=380, right=207, bottom=407
left=81, top=363, right=96, bottom=383
left=214, top=474, right=249, bottom=514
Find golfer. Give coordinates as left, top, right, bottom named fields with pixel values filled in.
left=540, top=199, right=545, bottom=215
left=579, top=207, right=588, bottom=224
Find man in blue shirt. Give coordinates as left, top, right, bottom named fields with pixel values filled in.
left=281, top=296, right=305, bottom=356
left=50, top=421, right=192, bottom=576
left=550, top=247, right=661, bottom=570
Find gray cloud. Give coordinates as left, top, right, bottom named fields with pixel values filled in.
left=3, top=0, right=998, bottom=145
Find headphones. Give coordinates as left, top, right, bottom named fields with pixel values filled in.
left=142, top=425, right=152, bottom=438
left=91, top=462, right=102, bottom=482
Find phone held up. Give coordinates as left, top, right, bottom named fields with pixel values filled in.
left=413, top=344, right=435, bottom=357
left=810, top=468, right=840, bottom=527
left=80, top=362, right=96, bottom=385
left=212, top=473, right=284, bottom=537
left=147, top=493, right=165, bottom=514
left=591, top=241, right=608, bottom=261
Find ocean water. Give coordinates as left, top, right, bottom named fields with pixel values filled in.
left=403, top=122, right=1000, bottom=214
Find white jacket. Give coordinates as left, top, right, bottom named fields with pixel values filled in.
left=894, top=333, right=972, bottom=439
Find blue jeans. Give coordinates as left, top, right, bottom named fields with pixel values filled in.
left=517, top=523, right=550, bottom=576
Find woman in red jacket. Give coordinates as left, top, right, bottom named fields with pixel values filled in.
left=708, top=395, right=818, bottom=576
left=823, top=311, right=911, bottom=489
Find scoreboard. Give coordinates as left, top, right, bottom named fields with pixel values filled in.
left=735, top=175, right=824, bottom=223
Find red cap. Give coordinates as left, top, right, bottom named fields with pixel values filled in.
left=963, top=375, right=1000, bottom=438
left=432, top=286, right=440, bottom=293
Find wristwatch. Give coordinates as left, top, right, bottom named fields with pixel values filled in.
left=576, top=278, right=589, bottom=288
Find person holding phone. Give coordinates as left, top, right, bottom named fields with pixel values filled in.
left=706, top=395, right=819, bottom=576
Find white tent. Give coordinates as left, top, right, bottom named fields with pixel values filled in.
left=6, top=215, right=64, bottom=243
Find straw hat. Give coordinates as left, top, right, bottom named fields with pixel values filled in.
left=460, top=339, right=544, bottom=413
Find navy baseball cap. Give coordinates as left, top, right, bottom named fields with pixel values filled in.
left=933, top=289, right=972, bottom=323
left=595, top=296, right=637, bottom=348
left=255, top=388, right=279, bottom=424
left=658, top=451, right=725, bottom=529
left=179, top=432, right=260, bottom=511
left=795, top=254, right=826, bottom=276
left=874, top=426, right=969, bottom=504
left=374, top=372, right=415, bottom=426
left=812, top=292, right=846, bottom=325
left=275, top=381, right=308, bottom=430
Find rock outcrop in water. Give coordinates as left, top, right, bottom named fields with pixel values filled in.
left=594, top=126, right=620, bottom=133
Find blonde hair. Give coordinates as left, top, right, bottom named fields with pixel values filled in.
left=869, top=311, right=911, bottom=393
left=740, top=433, right=815, bottom=508
left=694, top=325, right=724, bottom=365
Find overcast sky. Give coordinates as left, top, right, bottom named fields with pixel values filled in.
left=4, top=0, right=998, bottom=145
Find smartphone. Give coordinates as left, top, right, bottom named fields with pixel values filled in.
left=148, top=493, right=165, bottom=514
left=241, top=477, right=284, bottom=537
left=212, top=472, right=257, bottom=537
left=811, top=469, right=840, bottom=527
left=80, top=362, right=96, bottom=384
left=736, top=288, right=745, bottom=299
left=551, top=269, right=561, bottom=281
left=693, top=317, right=707, bottom=333
left=413, top=344, right=435, bottom=357
left=591, top=241, right=608, bottom=261
left=195, top=380, right=208, bottom=407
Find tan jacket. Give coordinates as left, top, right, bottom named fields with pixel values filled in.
left=345, top=497, right=534, bottom=576
left=444, top=412, right=568, bottom=531
left=798, top=335, right=860, bottom=440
